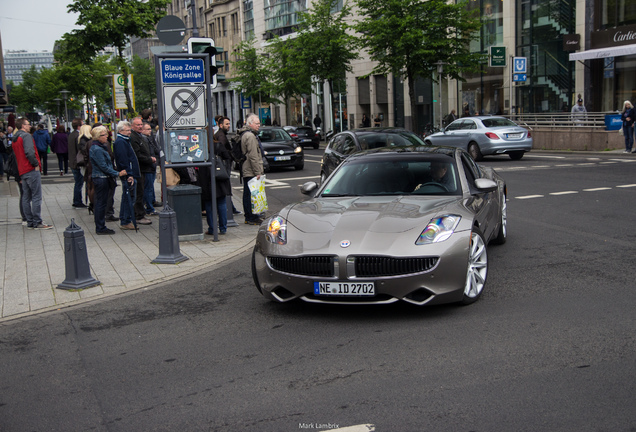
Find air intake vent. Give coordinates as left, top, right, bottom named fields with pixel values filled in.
left=354, top=256, right=439, bottom=277
left=268, top=256, right=334, bottom=277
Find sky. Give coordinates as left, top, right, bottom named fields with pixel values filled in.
left=0, top=0, right=82, bottom=52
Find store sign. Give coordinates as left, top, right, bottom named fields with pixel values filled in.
left=563, top=34, right=580, bottom=52
left=591, top=23, right=636, bottom=49
left=489, top=46, right=506, bottom=67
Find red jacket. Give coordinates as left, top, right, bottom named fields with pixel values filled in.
left=13, top=130, right=41, bottom=176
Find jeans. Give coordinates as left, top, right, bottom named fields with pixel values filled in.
left=72, top=169, right=84, bottom=206
left=143, top=172, right=156, bottom=213
left=624, top=124, right=634, bottom=151
left=93, top=177, right=109, bottom=232
left=0, top=152, right=6, bottom=176
left=106, top=177, right=117, bottom=217
left=134, top=174, right=145, bottom=220
left=120, top=177, right=137, bottom=225
left=56, top=153, right=68, bottom=174
left=38, top=150, right=48, bottom=175
left=204, top=196, right=227, bottom=234
left=242, top=176, right=258, bottom=222
left=21, top=170, right=43, bottom=227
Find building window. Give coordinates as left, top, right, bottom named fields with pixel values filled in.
left=243, top=0, right=254, bottom=39
left=222, top=16, right=227, bottom=36
left=599, top=0, right=636, bottom=29
left=263, top=0, right=307, bottom=36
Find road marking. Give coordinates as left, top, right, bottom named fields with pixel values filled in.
left=531, top=165, right=550, bottom=168
left=577, top=163, right=596, bottom=166
left=599, top=161, right=618, bottom=164
left=609, top=159, right=636, bottom=162
left=616, top=184, right=636, bottom=188
left=583, top=187, right=612, bottom=192
left=332, top=425, right=376, bottom=432
left=528, top=155, right=565, bottom=159
left=516, top=195, right=544, bottom=199
left=555, top=164, right=574, bottom=167
left=549, top=191, right=578, bottom=196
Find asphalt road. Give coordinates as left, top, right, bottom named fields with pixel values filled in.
left=1, top=150, right=635, bottom=431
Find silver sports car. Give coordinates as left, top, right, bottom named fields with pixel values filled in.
left=252, top=146, right=507, bottom=306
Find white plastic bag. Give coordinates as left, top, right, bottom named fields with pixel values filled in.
left=248, top=175, right=268, bottom=214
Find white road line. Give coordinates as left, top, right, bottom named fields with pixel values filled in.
left=586, top=158, right=601, bottom=161
left=577, top=163, right=596, bottom=166
left=555, top=164, right=574, bottom=167
left=616, top=184, right=636, bottom=188
left=516, top=195, right=544, bottom=199
left=531, top=165, right=550, bottom=168
left=599, top=161, right=618, bottom=164
left=583, top=187, right=612, bottom=192
left=609, top=158, right=636, bottom=162
left=528, top=155, right=566, bottom=159
left=549, top=191, right=578, bottom=196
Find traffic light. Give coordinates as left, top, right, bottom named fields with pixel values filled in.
left=188, top=37, right=218, bottom=89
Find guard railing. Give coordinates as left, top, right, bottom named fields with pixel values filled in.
left=507, top=112, right=619, bottom=129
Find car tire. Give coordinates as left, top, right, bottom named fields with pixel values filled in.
left=295, top=162, right=304, bottom=170
left=252, top=247, right=263, bottom=294
left=313, top=143, right=319, bottom=149
left=424, top=140, right=433, bottom=146
left=468, top=142, right=483, bottom=161
left=320, top=171, right=327, bottom=185
left=460, top=229, right=488, bottom=305
left=492, top=194, right=507, bottom=245
left=509, top=151, right=524, bottom=160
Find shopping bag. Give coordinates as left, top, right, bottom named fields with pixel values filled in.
left=248, top=175, right=268, bottom=214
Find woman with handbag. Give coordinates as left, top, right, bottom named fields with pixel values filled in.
left=198, top=139, right=232, bottom=235
left=621, top=101, right=636, bottom=153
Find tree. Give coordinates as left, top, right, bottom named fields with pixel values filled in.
left=356, top=0, right=484, bottom=132
left=130, top=55, right=156, bottom=111
left=294, top=0, right=359, bottom=130
left=229, top=39, right=279, bottom=108
left=62, top=0, right=169, bottom=114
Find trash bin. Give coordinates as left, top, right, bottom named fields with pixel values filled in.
left=167, top=184, right=203, bottom=241
left=605, top=114, right=622, bottom=131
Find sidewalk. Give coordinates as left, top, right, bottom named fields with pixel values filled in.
left=0, top=174, right=257, bottom=322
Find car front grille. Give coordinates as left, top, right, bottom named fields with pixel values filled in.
left=353, top=256, right=439, bottom=277
left=268, top=256, right=334, bottom=277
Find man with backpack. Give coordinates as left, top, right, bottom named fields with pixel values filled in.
left=214, top=116, right=241, bottom=215
left=236, top=113, right=264, bottom=225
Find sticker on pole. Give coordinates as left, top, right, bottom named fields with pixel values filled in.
left=164, top=85, right=207, bottom=128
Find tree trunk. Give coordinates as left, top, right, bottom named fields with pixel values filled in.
left=407, top=70, right=418, bottom=134
left=118, top=46, right=134, bottom=115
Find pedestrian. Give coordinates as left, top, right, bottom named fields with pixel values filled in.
left=78, top=124, right=93, bottom=210
left=12, top=118, right=53, bottom=230
left=238, top=113, right=265, bottom=225
left=236, top=116, right=244, bottom=130
left=199, top=138, right=232, bottom=235
left=444, top=109, right=457, bottom=126
left=129, top=117, right=153, bottom=225
left=374, top=115, right=381, bottom=127
left=571, top=97, right=587, bottom=125
left=51, top=125, right=68, bottom=175
left=361, top=114, right=371, bottom=128
left=68, top=118, right=86, bottom=208
left=141, top=122, right=159, bottom=216
left=112, top=121, right=139, bottom=231
left=620, top=100, right=635, bottom=153
left=93, top=122, right=119, bottom=221
left=313, top=114, right=322, bottom=130
left=0, top=129, right=7, bottom=179
left=33, top=123, right=51, bottom=175
left=214, top=116, right=241, bottom=216
left=89, top=126, right=127, bottom=235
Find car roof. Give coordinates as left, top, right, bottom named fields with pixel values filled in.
left=341, top=127, right=416, bottom=134
left=345, top=145, right=458, bottom=162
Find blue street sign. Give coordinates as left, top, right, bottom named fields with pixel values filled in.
left=513, top=74, right=527, bottom=82
left=161, top=59, right=205, bottom=84
left=513, top=57, right=527, bottom=74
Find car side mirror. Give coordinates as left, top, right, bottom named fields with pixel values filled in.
left=300, top=181, right=319, bottom=195
left=474, top=178, right=498, bottom=193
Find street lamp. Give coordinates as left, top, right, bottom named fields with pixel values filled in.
left=53, top=98, right=61, bottom=125
left=437, top=61, right=445, bottom=131
left=60, top=90, right=70, bottom=130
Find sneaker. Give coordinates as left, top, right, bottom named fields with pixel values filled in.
left=97, top=228, right=116, bottom=235
left=219, top=230, right=226, bottom=235
left=624, top=150, right=630, bottom=153
left=153, top=201, right=163, bottom=207
left=34, top=223, right=53, bottom=230
left=72, top=203, right=87, bottom=208
left=106, top=215, right=120, bottom=222
left=146, top=211, right=159, bottom=216
left=22, top=221, right=27, bottom=226
left=120, top=223, right=136, bottom=230
left=136, top=217, right=152, bottom=225
left=245, top=219, right=262, bottom=225
left=233, top=209, right=243, bottom=215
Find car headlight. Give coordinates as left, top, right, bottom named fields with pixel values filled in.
left=416, top=215, right=461, bottom=245
left=294, top=146, right=303, bottom=154
left=266, top=216, right=287, bottom=245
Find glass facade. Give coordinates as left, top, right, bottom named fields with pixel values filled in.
left=263, top=0, right=307, bottom=38
left=515, top=0, right=575, bottom=113
left=4, top=51, right=54, bottom=85
left=243, top=0, right=254, bottom=40
left=599, top=0, right=636, bottom=29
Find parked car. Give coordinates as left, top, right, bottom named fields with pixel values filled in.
left=424, top=116, right=532, bottom=161
left=258, top=127, right=304, bottom=171
left=252, top=146, right=507, bottom=306
left=284, top=126, right=321, bottom=149
left=320, top=128, right=426, bottom=183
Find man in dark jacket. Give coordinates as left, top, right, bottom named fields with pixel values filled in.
left=33, top=124, right=51, bottom=175
left=214, top=116, right=241, bottom=216
left=113, top=121, right=139, bottom=230
left=13, top=118, right=53, bottom=229
left=67, top=118, right=85, bottom=207
left=129, top=117, right=154, bottom=225
left=141, top=122, right=159, bottom=215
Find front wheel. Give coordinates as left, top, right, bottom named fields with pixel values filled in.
left=492, top=194, right=507, bottom=245
left=295, top=162, right=304, bottom=170
left=252, top=248, right=263, bottom=294
left=461, top=229, right=488, bottom=305
left=468, top=142, right=483, bottom=161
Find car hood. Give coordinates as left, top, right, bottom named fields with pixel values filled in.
left=262, top=141, right=296, bottom=151
left=284, top=195, right=466, bottom=234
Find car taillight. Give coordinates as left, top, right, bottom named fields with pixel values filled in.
left=289, top=133, right=298, bottom=138
left=526, top=131, right=532, bottom=138
left=485, top=132, right=500, bottom=139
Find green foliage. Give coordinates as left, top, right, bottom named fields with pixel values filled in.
left=62, top=0, right=170, bottom=113
left=130, top=55, right=156, bottom=111
left=229, top=39, right=279, bottom=106
left=356, top=0, right=485, bottom=130
left=266, top=36, right=312, bottom=103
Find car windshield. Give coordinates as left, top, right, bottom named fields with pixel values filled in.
left=259, top=129, right=292, bottom=142
left=481, top=118, right=518, bottom=128
left=321, top=156, right=461, bottom=196
left=357, top=131, right=425, bottom=150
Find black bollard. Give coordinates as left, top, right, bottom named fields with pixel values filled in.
left=152, top=203, right=189, bottom=264
left=57, top=219, right=101, bottom=290
left=226, top=196, right=238, bottom=227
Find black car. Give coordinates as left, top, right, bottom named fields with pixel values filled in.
left=284, top=126, right=321, bottom=149
left=259, top=127, right=304, bottom=171
left=319, top=128, right=426, bottom=183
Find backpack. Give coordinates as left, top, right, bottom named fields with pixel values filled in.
left=5, top=151, right=19, bottom=179
left=230, top=131, right=247, bottom=166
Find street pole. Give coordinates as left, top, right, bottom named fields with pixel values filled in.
left=60, top=90, right=70, bottom=131
left=437, top=61, right=445, bottom=130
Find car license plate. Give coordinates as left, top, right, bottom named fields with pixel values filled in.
left=274, top=155, right=291, bottom=161
left=506, top=133, right=522, bottom=138
left=314, top=281, right=375, bottom=296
